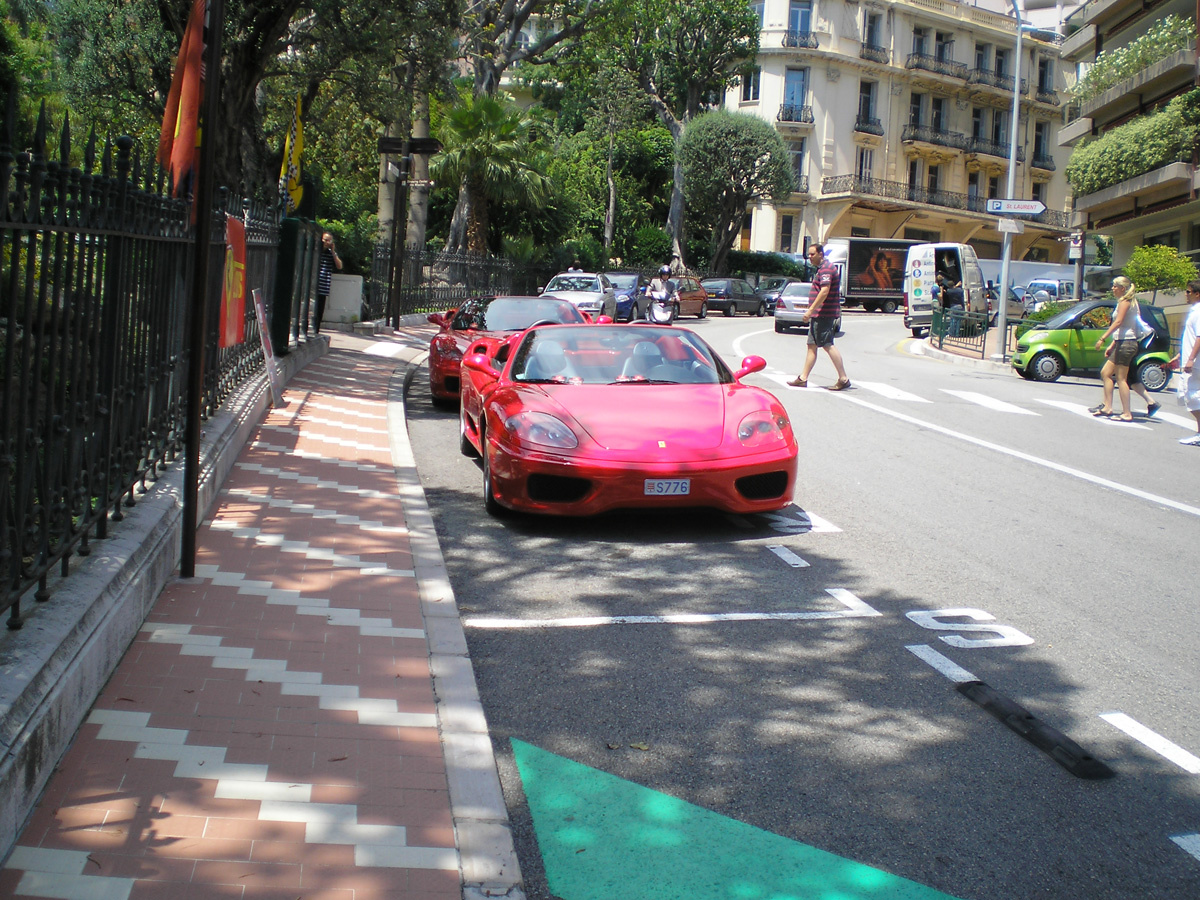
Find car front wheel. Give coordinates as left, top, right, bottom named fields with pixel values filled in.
left=1028, top=351, right=1065, bottom=382
left=481, top=433, right=508, bottom=517
left=1136, top=359, right=1170, bottom=392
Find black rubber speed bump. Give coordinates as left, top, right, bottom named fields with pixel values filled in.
left=956, top=681, right=1115, bottom=780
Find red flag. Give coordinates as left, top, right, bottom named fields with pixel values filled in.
left=219, top=215, right=247, bottom=347
left=158, top=0, right=207, bottom=197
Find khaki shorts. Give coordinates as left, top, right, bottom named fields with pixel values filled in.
left=1110, top=339, right=1138, bottom=367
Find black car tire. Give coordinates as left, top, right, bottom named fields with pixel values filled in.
left=774, top=319, right=788, bottom=334
left=481, top=433, right=508, bottom=517
left=1028, top=351, right=1065, bottom=382
left=756, top=301, right=767, bottom=317
left=881, top=299, right=899, bottom=314
left=1136, top=359, right=1170, bottom=392
left=460, top=412, right=478, bottom=458
left=863, top=302, right=878, bottom=313
left=698, top=300, right=707, bottom=319
left=722, top=302, right=735, bottom=317
left=911, top=327, right=928, bottom=338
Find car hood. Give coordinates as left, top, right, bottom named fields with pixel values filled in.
left=544, top=291, right=603, bottom=305
left=529, top=384, right=727, bottom=451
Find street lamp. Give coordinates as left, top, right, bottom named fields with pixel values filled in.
left=995, top=2, right=1026, bottom=358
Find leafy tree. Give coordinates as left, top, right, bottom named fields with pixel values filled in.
left=680, top=110, right=792, bottom=274
left=430, top=93, right=553, bottom=253
left=605, top=0, right=759, bottom=264
left=1, top=0, right=61, bottom=138
left=1123, top=244, right=1199, bottom=302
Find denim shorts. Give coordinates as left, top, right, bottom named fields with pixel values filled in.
left=808, top=318, right=838, bottom=348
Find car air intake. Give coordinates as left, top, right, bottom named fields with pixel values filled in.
left=527, top=474, right=591, bottom=503
left=445, top=376, right=460, bottom=394
left=735, top=471, right=789, bottom=500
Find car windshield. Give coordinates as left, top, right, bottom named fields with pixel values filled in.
left=761, top=277, right=788, bottom=291
left=510, top=325, right=731, bottom=385
left=1038, top=301, right=1109, bottom=330
left=606, top=274, right=640, bottom=291
left=781, top=282, right=810, bottom=296
left=546, top=275, right=601, bottom=293
left=457, top=297, right=585, bottom=332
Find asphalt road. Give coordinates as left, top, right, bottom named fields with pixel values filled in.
left=404, top=310, right=1200, bottom=900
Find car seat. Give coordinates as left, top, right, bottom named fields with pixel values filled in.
left=620, top=341, right=664, bottom=378
left=523, top=339, right=571, bottom=381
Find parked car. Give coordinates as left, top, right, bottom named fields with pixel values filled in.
left=426, top=296, right=586, bottom=402
left=755, top=276, right=800, bottom=313
left=985, top=285, right=1028, bottom=324
left=458, top=323, right=798, bottom=516
left=1010, top=298, right=1173, bottom=390
left=773, top=281, right=840, bottom=334
left=541, top=272, right=618, bottom=320
left=701, top=277, right=768, bottom=316
left=666, top=275, right=709, bottom=319
left=606, top=272, right=650, bottom=322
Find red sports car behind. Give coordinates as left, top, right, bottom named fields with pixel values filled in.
left=427, top=296, right=586, bottom=403
left=458, top=324, right=798, bottom=517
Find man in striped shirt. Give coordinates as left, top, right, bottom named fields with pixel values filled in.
left=788, top=244, right=851, bottom=390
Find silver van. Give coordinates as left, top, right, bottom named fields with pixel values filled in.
left=902, top=243, right=986, bottom=338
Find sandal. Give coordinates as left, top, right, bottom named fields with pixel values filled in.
left=827, top=379, right=852, bottom=392
left=1092, top=408, right=1114, bottom=417
left=1088, top=404, right=1106, bottom=414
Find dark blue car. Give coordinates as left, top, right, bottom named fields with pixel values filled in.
left=606, top=272, right=651, bottom=322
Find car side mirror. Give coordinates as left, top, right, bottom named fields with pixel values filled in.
left=463, top=353, right=498, bottom=378
left=426, top=312, right=446, bottom=327
left=734, top=355, right=767, bottom=379
left=595, top=315, right=613, bottom=324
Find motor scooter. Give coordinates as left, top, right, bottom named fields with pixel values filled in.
left=646, top=288, right=677, bottom=325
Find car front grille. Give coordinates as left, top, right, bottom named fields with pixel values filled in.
left=735, top=471, right=789, bottom=501
left=444, top=376, right=459, bottom=394
left=527, top=473, right=591, bottom=503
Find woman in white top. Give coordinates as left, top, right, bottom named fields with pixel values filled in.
left=1091, top=276, right=1141, bottom=422
left=1177, top=279, right=1200, bottom=445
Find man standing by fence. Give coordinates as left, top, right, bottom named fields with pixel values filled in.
left=315, top=231, right=342, bottom=333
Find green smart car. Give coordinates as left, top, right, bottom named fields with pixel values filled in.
left=1011, top=299, right=1173, bottom=390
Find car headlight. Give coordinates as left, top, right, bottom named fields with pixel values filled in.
left=737, top=411, right=789, bottom=447
left=433, top=336, right=462, bottom=360
left=503, top=411, right=578, bottom=449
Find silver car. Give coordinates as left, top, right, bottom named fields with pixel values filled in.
left=541, top=272, right=618, bottom=320
left=774, top=281, right=842, bottom=334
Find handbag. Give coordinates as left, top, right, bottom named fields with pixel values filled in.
left=1131, top=302, right=1155, bottom=346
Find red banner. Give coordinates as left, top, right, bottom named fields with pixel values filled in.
left=157, top=0, right=207, bottom=198
left=220, top=215, right=246, bottom=348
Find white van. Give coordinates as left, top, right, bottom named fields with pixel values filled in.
left=902, top=243, right=985, bottom=338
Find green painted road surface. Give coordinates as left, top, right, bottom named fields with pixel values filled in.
left=513, top=739, right=965, bottom=900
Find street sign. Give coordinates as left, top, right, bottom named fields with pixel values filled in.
left=997, top=217, right=1025, bottom=234
left=986, top=198, right=1046, bottom=215
left=1068, top=232, right=1083, bottom=260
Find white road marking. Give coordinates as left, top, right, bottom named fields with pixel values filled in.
left=854, top=381, right=932, bottom=403
left=905, top=644, right=979, bottom=683
left=837, top=394, right=1200, bottom=518
left=767, top=544, right=809, bottom=567
left=941, top=390, right=1038, bottom=415
left=1171, top=834, right=1200, bottom=863
left=1155, top=410, right=1200, bottom=430
left=759, top=509, right=842, bottom=534
left=1037, top=399, right=1150, bottom=428
left=1099, top=712, right=1200, bottom=773
left=463, top=588, right=880, bottom=629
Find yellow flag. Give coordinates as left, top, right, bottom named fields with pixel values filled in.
left=280, top=94, right=304, bottom=214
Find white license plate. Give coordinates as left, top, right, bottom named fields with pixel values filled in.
left=644, top=479, right=690, bottom=496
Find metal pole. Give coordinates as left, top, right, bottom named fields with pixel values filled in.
left=182, top=0, right=226, bottom=577
left=996, top=2, right=1024, bottom=360
left=388, top=144, right=410, bottom=330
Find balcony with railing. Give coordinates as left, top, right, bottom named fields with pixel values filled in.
left=906, top=53, right=968, bottom=80
left=777, top=104, right=815, bottom=124
left=967, top=137, right=1025, bottom=162
left=860, top=41, right=889, bottom=64
left=1031, top=153, right=1056, bottom=171
left=966, top=68, right=1027, bottom=94
left=783, top=28, right=819, bottom=49
left=821, top=174, right=1073, bottom=229
left=854, top=115, right=884, bottom=136
left=902, top=124, right=968, bottom=151
left=792, top=174, right=811, bottom=193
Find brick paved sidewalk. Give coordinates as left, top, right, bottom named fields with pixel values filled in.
left=1, top=329, right=518, bottom=900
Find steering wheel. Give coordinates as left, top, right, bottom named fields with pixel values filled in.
left=526, top=319, right=561, bottom=329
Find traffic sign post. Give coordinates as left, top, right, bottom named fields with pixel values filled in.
left=986, top=198, right=1046, bottom=216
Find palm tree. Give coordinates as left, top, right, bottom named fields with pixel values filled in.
left=432, top=94, right=552, bottom=253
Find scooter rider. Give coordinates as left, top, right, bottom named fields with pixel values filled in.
left=647, top=265, right=676, bottom=323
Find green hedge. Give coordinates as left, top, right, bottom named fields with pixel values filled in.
left=725, top=250, right=806, bottom=278
left=1065, top=89, right=1200, bottom=196
left=1070, top=16, right=1196, bottom=103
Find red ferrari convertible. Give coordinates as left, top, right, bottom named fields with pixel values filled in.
left=458, top=324, right=798, bottom=517
left=427, top=296, right=587, bottom=403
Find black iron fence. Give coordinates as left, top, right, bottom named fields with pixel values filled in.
left=1, top=104, right=314, bottom=625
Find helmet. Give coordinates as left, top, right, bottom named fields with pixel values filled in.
left=659, top=265, right=671, bottom=277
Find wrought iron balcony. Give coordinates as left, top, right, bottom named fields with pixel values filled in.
left=1035, top=88, right=1059, bottom=105
left=777, top=104, right=815, bottom=124
left=967, top=137, right=1025, bottom=162
left=906, top=53, right=968, bottom=80
left=966, top=68, right=1027, bottom=94
left=1031, top=154, right=1057, bottom=171
left=783, top=29, right=819, bottom=49
left=854, top=115, right=884, bottom=136
left=793, top=174, right=810, bottom=193
left=901, top=124, right=968, bottom=151
left=821, top=174, right=1073, bottom=229
left=860, top=42, right=889, bottom=64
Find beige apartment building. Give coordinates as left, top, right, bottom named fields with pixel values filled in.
left=1058, top=0, right=1200, bottom=266
left=729, top=0, right=1074, bottom=262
